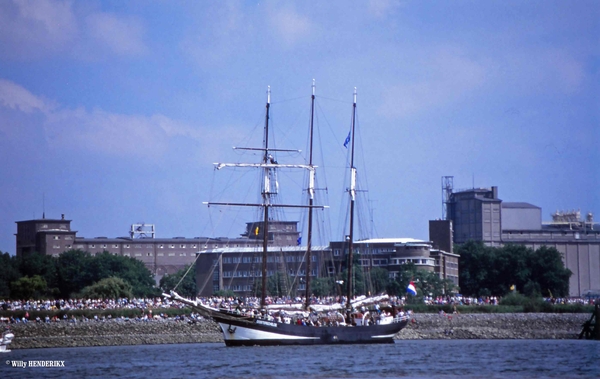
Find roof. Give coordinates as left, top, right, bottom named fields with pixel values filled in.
left=502, top=202, right=541, bottom=209
left=16, top=218, right=72, bottom=223
left=197, top=246, right=330, bottom=254
left=355, top=238, right=429, bottom=245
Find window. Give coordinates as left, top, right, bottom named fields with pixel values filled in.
left=53, top=245, right=60, bottom=249
left=334, top=249, right=340, bottom=256
left=168, top=252, right=175, bottom=256
left=53, top=236, right=60, bottom=240
left=180, top=244, right=186, bottom=248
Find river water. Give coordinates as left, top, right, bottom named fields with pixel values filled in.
left=1, top=340, right=598, bottom=379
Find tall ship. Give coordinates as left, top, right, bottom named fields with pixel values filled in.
left=166, top=82, right=409, bottom=346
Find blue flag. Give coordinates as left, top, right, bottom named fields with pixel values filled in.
left=343, top=131, right=351, bottom=148
left=297, top=237, right=301, bottom=245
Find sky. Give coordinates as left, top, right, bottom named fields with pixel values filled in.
left=0, top=0, right=598, bottom=255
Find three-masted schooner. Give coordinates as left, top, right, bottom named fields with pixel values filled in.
left=165, top=83, right=408, bottom=346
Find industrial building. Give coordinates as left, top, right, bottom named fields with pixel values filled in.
left=443, top=177, right=600, bottom=297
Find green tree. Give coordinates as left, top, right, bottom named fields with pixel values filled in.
left=0, top=252, right=20, bottom=298
left=310, top=277, right=336, bottom=297
left=368, top=267, right=390, bottom=295
left=17, top=252, right=59, bottom=296
left=79, top=277, right=133, bottom=300
left=528, top=246, right=571, bottom=297
left=90, top=252, right=158, bottom=297
left=10, top=275, right=48, bottom=299
left=159, top=264, right=197, bottom=298
left=457, top=242, right=571, bottom=297
left=57, top=249, right=95, bottom=297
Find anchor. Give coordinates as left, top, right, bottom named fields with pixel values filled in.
left=228, top=325, right=237, bottom=334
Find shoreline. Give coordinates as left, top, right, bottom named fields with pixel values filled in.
left=6, top=313, right=590, bottom=349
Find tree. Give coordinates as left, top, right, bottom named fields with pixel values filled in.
left=366, top=267, right=390, bottom=295
left=0, top=252, right=20, bottom=298
left=90, top=252, right=158, bottom=297
left=457, top=242, right=571, bottom=297
left=10, top=275, right=48, bottom=299
left=160, top=264, right=197, bottom=298
left=528, top=246, right=571, bottom=297
left=56, top=250, right=158, bottom=298
left=17, top=252, right=59, bottom=296
left=57, top=250, right=94, bottom=297
left=79, top=277, right=133, bottom=300
left=310, top=277, right=336, bottom=297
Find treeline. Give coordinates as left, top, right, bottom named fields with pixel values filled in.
left=457, top=241, right=572, bottom=298
left=0, top=250, right=159, bottom=300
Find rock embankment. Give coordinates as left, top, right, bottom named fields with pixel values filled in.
left=9, top=319, right=222, bottom=349
left=6, top=313, right=591, bottom=349
left=397, top=312, right=590, bottom=340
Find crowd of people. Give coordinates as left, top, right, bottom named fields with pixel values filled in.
left=1, top=293, right=596, bottom=319
left=0, top=297, right=187, bottom=313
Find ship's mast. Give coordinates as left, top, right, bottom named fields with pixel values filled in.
left=346, top=88, right=357, bottom=313
left=205, top=86, right=325, bottom=310
left=304, top=80, right=316, bottom=310
left=261, top=86, right=271, bottom=309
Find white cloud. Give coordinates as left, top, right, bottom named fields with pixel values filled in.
left=367, top=0, right=403, bottom=18
left=267, top=6, right=312, bottom=47
left=0, top=79, right=217, bottom=158
left=179, top=1, right=250, bottom=67
left=377, top=47, right=487, bottom=118
left=0, top=0, right=147, bottom=60
left=85, top=12, right=147, bottom=56
left=0, top=79, right=54, bottom=113
left=0, top=0, right=78, bottom=58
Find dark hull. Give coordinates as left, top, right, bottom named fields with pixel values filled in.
left=212, top=313, right=409, bottom=346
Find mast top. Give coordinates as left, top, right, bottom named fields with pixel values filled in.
left=267, top=85, right=271, bottom=104
left=312, top=79, right=315, bottom=96
left=353, top=87, right=357, bottom=105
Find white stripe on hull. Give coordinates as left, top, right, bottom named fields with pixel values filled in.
left=218, top=322, right=319, bottom=341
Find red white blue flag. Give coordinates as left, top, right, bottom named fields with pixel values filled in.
left=407, top=281, right=417, bottom=296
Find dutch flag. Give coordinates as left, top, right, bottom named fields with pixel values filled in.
left=407, top=281, right=417, bottom=296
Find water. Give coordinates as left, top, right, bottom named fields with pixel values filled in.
left=1, top=340, right=598, bottom=379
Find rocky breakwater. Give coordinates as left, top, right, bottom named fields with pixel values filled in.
left=396, top=312, right=590, bottom=340
left=9, top=319, right=223, bottom=349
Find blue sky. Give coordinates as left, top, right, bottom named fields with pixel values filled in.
left=0, top=0, right=598, bottom=254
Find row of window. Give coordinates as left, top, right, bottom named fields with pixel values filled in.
left=52, top=236, right=73, bottom=240
left=221, top=269, right=317, bottom=278
left=221, top=255, right=315, bottom=264
left=358, top=259, right=389, bottom=266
